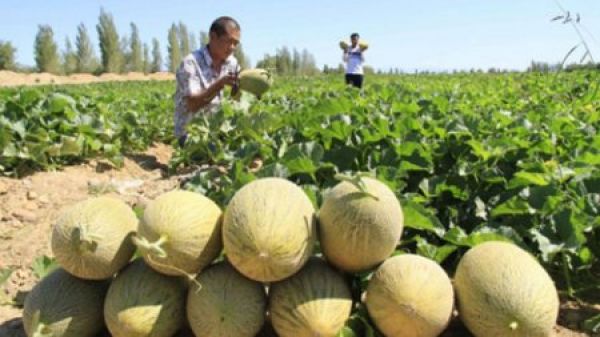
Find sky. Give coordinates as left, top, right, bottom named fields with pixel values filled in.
left=1, top=0, right=599, bottom=72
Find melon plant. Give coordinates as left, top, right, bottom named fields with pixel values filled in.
left=51, top=196, right=138, bottom=280
left=187, top=262, right=266, bottom=337
left=454, top=241, right=559, bottom=337
left=104, top=259, right=186, bottom=337
left=23, top=268, right=108, bottom=337
left=132, top=190, right=222, bottom=276
left=223, top=177, right=317, bottom=282
left=365, top=254, right=454, bottom=337
left=318, top=175, right=404, bottom=273
left=269, top=258, right=353, bottom=337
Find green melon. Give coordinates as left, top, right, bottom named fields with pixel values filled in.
left=187, top=262, right=266, bottom=337
left=51, top=196, right=138, bottom=280
left=318, top=176, right=404, bottom=272
left=238, top=68, right=272, bottom=98
left=133, top=190, right=222, bottom=276
left=223, top=177, right=317, bottom=282
left=269, top=258, right=353, bottom=337
left=454, top=241, right=559, bottom=337
left=365, top=254, right=454, bottom=337
left=23, top=268, right=108, bottom=337
left=104, top=259, right=186, bottom=337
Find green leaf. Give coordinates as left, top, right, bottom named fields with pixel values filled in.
left=59, top=135, right=83, bottom=156
left=327, top=120, right=354, bottom=141
left=578, top=152, right=600, bottom=165
left=337, top=326, right=358, bottom=337
left=415, top=236, right=457, bottom=263
left=10, top=120, right=26, bottom=139
left=31, top=255, right=58, bottom=280
left=467, top=140, right=491, bottom=161
left=508, top=171, right=550, bottom=189
left=443, top=227, right=513, bottom=247
left=531, top=229, right=564, bottom=262
left=553, top=209, right=587, bottom=250
left=464, top=230, right=513, bottom=247
left=48, top=93, right=76, bottom=113
left=401, top=199, right=445, bottom=237
left=583, top=313, right=600, bottom=333
left=491, top=197, right=534, bottom=217
left=0, top=268, right=13, bottom=287
left=281, top=142, right=324, bottom=178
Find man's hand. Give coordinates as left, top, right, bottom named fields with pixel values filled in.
left=219, top=72, right=238, bottom=88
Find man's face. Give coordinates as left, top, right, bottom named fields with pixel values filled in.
left=210, top=25, right=240, bottom=62
left=351, top=35, right=359, bottom=46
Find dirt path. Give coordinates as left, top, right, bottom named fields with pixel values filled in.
left=0, top=142, right=596, bottom=336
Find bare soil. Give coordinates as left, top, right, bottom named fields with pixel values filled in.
left=0, top=143, right=597, bottom=337
left=0, top=70, right=174, bottom=87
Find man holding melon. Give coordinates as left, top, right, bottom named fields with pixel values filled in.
left=341, top=33, right=368, bottom=89
left=173, top=16, right=241, bottom=147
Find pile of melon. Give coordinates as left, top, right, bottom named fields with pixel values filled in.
left=23, top=176, right=559, bottom=337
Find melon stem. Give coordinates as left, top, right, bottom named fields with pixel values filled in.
left=132, top=234, right=168, bottom=258
left=334, top=173, right=379, bottom=200
left=131, top=235, right=200, bottom=288
left=32, top=322, right=52, bottom=337
left=73, top=224, right=101, bottom=253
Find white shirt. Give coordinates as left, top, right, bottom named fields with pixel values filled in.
left=174, top=45, right=238, bottom=138
left=343, top=45, right=365, bottom=75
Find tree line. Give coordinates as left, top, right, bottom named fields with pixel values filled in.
left=0, top=8, right=319, bottom=76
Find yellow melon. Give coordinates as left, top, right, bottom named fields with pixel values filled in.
left=366, top=254, right=454, bottom=337
left=454, top=241, right=559, bottom=337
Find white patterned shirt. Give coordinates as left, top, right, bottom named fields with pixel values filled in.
left=174, top=45, right=238, bottom=138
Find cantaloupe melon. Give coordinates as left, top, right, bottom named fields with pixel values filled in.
left=104, top=259, right=186, bottom=337
left=133, top=190, right=222, bottom=276
left=51, top=196, right=137, bottom=280
left=223, top=177, right=317, bottom=282
left=269, top=258, right=352, bottom=337
left=318, top=176, right=403, bottom=273
left=454, top=241, right=559, bottom=337
left=187, top=262, right=266, bottom=337
left=238, top=68, right=272, bottom=98
left=365, top=254, right=454, bottom=337
left=23, top=268, right=108, bottom=337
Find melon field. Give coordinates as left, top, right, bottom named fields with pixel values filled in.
left=0, top=71, right=599, bottom=337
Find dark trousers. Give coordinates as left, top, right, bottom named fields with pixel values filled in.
left=178, top=135, right=187, bottom=147
left=345, top=74, right=364, bottom=88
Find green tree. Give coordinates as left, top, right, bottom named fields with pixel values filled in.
left=256, top=54, right=276, bottom=70
left=292, top=48, right=301, bottom=74
left=275, top=47, right=292, bottom=74
left=143, top=43, right=150, bottom=73
left=300, top=49, right=319, bottom=75
left=189, top=32, right=198, bottom=51
left=178, top=22, right=190, bottom=57
left=62, top=37, right=78, bottom=74
left=199, top=31, right=209, bottom=46
left=167, top=23, right=181, bottom=72
left=234, top=43, right=250, bottom=69
left=0, top=40, right=17, bottom=71
left=97, top=8, right=123, bottom=73
left=151, top=38, right=162, bottom=73
left=129, top=23, right=143, bottom=72
left=75, top=23, right=98, bottom=73
left=34, top=25, right=60, bottom=73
